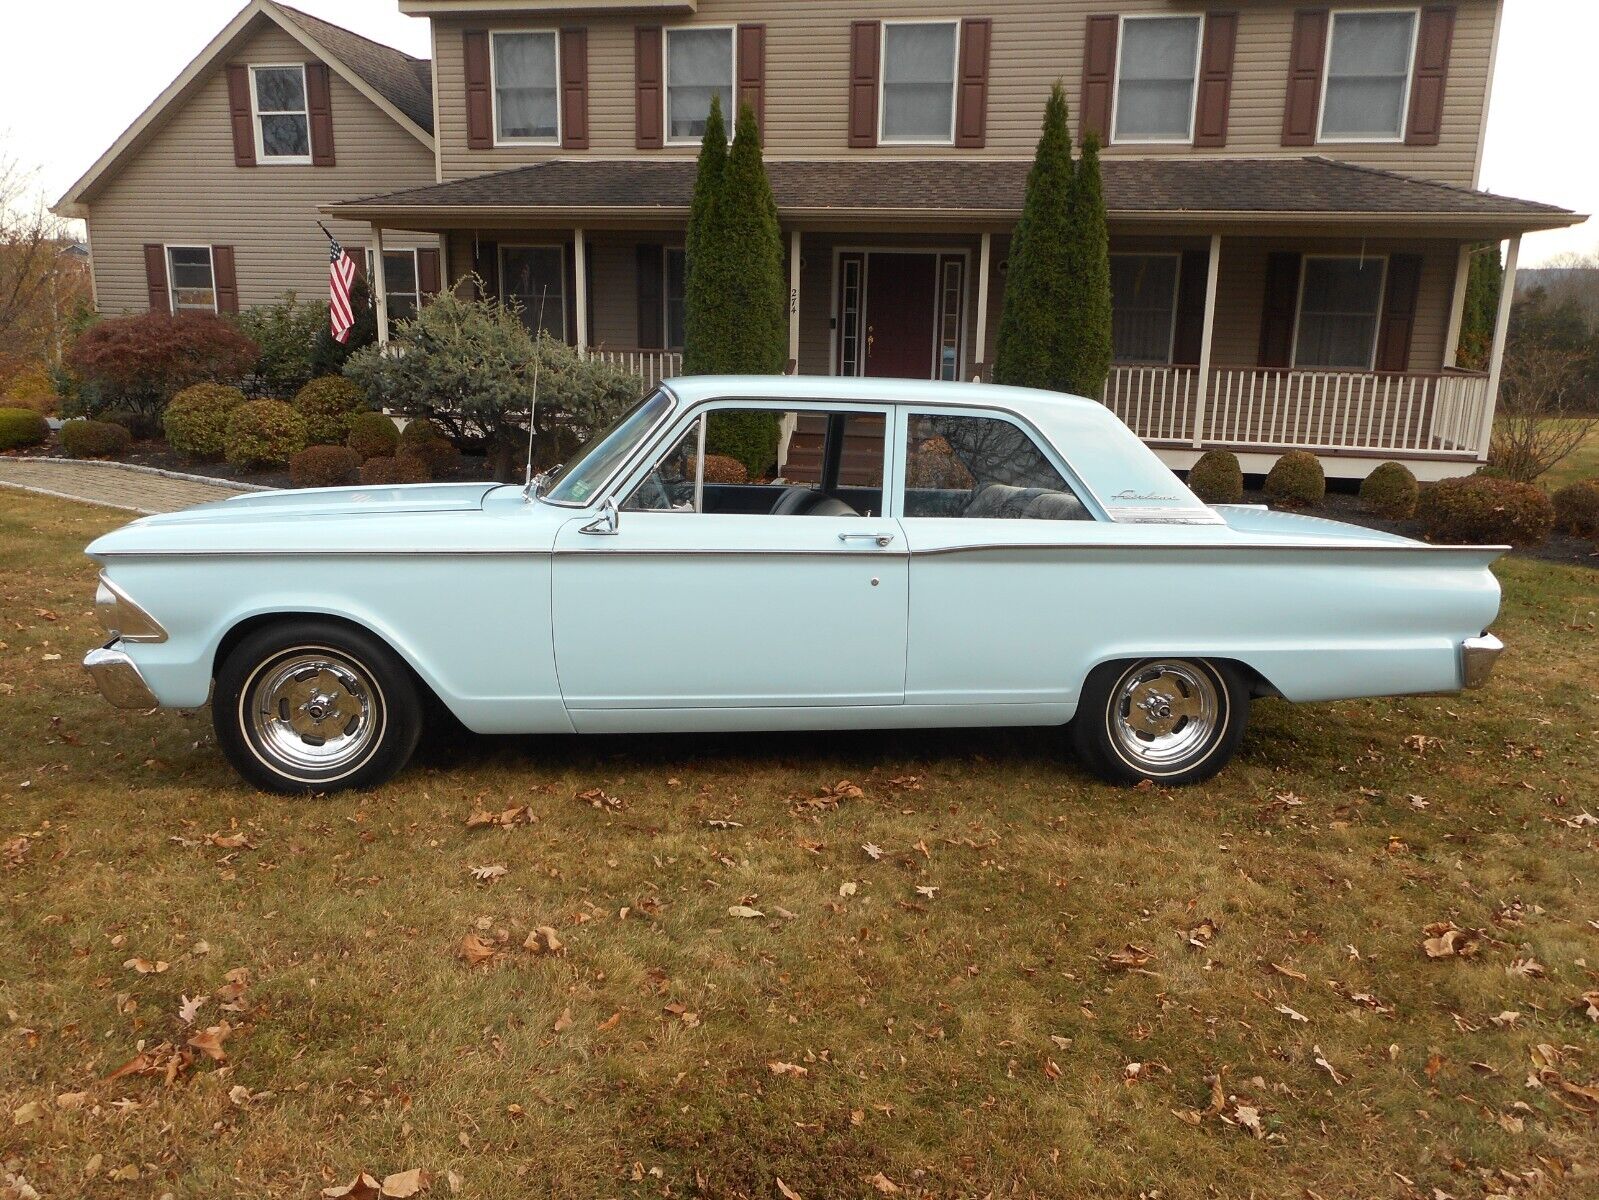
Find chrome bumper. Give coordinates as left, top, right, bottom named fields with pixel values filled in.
left=83, top=642, right=159, bottom=709
left=1461, top=633, right=1505, bottom=689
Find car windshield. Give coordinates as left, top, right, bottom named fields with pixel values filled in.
left=542, top=389, right=673, bottom=505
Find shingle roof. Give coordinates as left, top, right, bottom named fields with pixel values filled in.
left=333, top=155, right=1577, bottom=226
left=275, top=3, right=433, bottom=132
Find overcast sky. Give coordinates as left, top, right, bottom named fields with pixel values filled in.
left=4, top=0, right=1594, bottom=264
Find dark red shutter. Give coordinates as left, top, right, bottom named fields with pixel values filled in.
left=416, top=247, right=442, bottom=299
left=1282, top=9, right=1329, bottom=146
left=143, top=244, right=170, bottom=313
left=848, top=21, right=880, bottom=149
left=212, top=246, right=239, bottom=314
left=1194, top=13, right=1238, bottom=147
left=1172, top=250, right=1211, bottom=365
left=635, top=26, right=664, bottom=149
left=560, top=28, right=590, bottom=150
left=1375, top=254, right=1423, bottom=371
left=1406, top=6, right=1455, bottom=146
left=305, top=62, right=336, bottom=166
left=737, top=24, right=767, bottom=137
left=1080, top=16, right=1119, bottom=142
left=636, top=244, right=664, bottom=349
left=954, top=18, right=992, bottom=149
left=1258, top=252, right=1302, bottom=367
left=463, top=30, right=493, bottom=149
left=226, top=64, right=256, bottom=167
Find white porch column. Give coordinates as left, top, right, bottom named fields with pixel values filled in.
left=787, top=229, right=801, bottom=371
left=370, top=224, right=390, bottom=345
left=1476, top=234, right=1520, bottom=461
left=972, top=231, right=993, bottom=381
left=572, top=227, right=589, bottom=352
left=1189, top=233, right=1222, bottom=449
left=1442, top=243, right=1473, bottom=368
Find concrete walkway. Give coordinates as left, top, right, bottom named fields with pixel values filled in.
left=0, top=458, right=263, bottom=515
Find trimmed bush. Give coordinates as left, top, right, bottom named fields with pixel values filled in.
left=701, top=453, right=748, bottom=484
left=398, top=417, right=449, bottom=448
left=164, top=383, right=245, bottom=459
left=360, top=454, right=431, bottom=485
left=0, top=407, right=49, bottom=451
left=59, top=419, right=131, bottom=459
left=1263, top=450, right=1326, bottom=508
left=1186, top=450, right=1244, bottom=505
left=1551, top=479, right=1599, bottom=538
left=98, top=408, right=160, bottom=440
left=234, top=294, right=324, bottom=396
left=1417, top=476, right=1555, bottom=547
left=1358, top=461, right=1420, bottom=520
left=290, top=445, right=362, bottom=489
left=400, top=434, right=460, bottom=480
left=346, top=411, right=400, bottom=459
left=292, top=376, right=367, bottom=445
left=225, top=399, right=308, bottom=470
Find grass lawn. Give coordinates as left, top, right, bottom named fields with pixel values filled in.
left=1539, top=421, right=1599, bottom=492
left=2, top=490, right=1596, bottom=1200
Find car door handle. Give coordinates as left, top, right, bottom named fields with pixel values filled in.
left=838, top=532, right=895, bottom=548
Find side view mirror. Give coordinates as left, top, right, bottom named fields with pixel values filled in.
left=580, top=495, right=619, bottom=536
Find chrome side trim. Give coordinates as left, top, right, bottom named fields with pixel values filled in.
left=910, top=541, right=1512, bottom=557
left=83, top=643, right=159, bottom=710
left=1460, top=633, right=1505, bottom=689
left=95, top=575, right=168, bottom=643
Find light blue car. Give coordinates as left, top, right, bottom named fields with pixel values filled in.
left=83, top=376, right=1505, bottom=793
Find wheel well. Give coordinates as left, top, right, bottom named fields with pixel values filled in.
left=1092, top=655, right=1282, bottom=701
left=213, top=612, right=443, bottom=706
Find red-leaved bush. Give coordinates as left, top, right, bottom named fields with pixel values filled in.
left=67, top=313, right=259, bottom=419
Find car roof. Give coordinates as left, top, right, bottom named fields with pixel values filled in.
left=659, top=374, right=1104, bottom=416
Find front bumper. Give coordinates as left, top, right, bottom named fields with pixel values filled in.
left=1460, top=633, right=1505, bottom=689
left=83, top=642, right=159, bottom=709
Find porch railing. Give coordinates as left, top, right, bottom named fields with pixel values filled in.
left=1102, top=365, right=1491, bottom=457
left=588, top=348, right=683, bottom=388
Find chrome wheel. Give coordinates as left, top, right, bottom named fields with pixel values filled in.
left=1107, top=659, right=1222, bottom=773
left=244, top=649, right=385, bottom=779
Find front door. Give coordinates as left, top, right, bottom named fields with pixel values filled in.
left=837, top=252, right=966, bottom=380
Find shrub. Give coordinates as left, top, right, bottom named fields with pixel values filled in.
left=290, top=444, right=362, bottom=489
left=66, top=312, right=258, bottom=421
left=0, top=407, right=50, bottom=451
left=164, top=383, right=245, bottom=459
left=59, top=418, right=131, bottom=459
left=1358, top=462, right=1420, bottom=520
left=398, top=417, right=448, bottom=448
left=2, top=365, right=58, bottom=415
left=311, top=276, right=378, bottom=377
left=399, top=433, right=461, bottom=480
left=225, top=399, right=308, bottom=470
left=1417, top=476, right=1555, bottom=547
left=1551, top=480, right=1599, bottom=537
left=1185, top=450, right=1244, bottom=505
left=905, top=438, right=974, bottom=490
left=701, top=453, right=748, bottom=484
left=346, top=411, right=400, bottom=459
left=706, top=410, right=781, bottom=480
left=234, top=293, right=324, bottom=396
left=101, top=408, right=163, bottom=440
left=360, top=454, right=431, bottom=485
left=1263, top=450, right=1326, bottom=508
left=293, top=376, right=367, bottom=445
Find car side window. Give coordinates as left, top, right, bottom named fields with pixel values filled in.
left=622, top=408, right=888, bottom=517
left=903, top=413, right=1092, bottom=520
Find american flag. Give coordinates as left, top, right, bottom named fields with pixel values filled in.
left=327, top=234, right=357, bottom=344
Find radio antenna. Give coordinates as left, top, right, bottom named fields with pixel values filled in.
left=521, top=286, right=550, bottom=502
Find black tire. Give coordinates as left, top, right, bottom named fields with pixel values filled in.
left=1070, top=657, right=1248, bottom=787
left=213, top=619, right=423, bottom=794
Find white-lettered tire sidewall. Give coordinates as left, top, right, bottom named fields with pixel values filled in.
left=1072, top=657, right=1248, bottom=788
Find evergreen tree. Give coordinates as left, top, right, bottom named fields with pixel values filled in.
left=1458, top=244, right=1504, bottom=370
left=682, top=95, right=729, bottom=375
left=1064, top=132, right=1113, bottom=397
left=993, top=83, right=1076, bottom=391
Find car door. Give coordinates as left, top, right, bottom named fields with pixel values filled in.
left=550, top=401, right=907, bottom=721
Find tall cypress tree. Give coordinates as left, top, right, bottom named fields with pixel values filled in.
left=1458, top=245, right=1503, bottom=370
left=993, top=83, right=1076, bottom=391
left=682, top=95, right=729, bottom=375
left=1065, top=132, right=1113, bottom=397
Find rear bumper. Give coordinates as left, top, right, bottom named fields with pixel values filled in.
left=83, top=642, right=159, bottom=709
left=1460, top=633, right=1505, bottom=689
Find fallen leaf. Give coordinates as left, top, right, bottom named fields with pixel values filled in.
left=1275, top=1003, right=1309, bottom=1023
left=10, top=1100, right=43, bottom=1125
left=1312, top=1045, right=1346, bottom=1085
left=1270, top=962, right=1308, bottom=982
left=122, top=957, right=169, bottom=974
left=1507, top=957, right=1545, bottom=979
left=457, top=934, right=498, bottom=968
left=466, top=806, right=536, bottom=828
left=577, top=788, right=623, bottom=812
left=595, top=1011, right=622, bottom=1032
left=1421, top=922, right=1479, bottom=959
left=468, top=864, right=508, bottom=883
left=322, top=1173, right=382, bottom=1200
left=177, top=994, right=206, bottom=1026
left=1228, top=1103, right=1265, bottom=1139
left=768, top=1061, right=809, bottom=1078
left=523, top=926, right=564, bottom=956
left=914, top=885, right=938, bottom=899
left=869, top=1173, right=901, bottom=1195
left=381, top=1168, right=431, bottom=1198
left=1105, top=944, right=1156, bottom=973
left=553, top=1007, right=573, bottom=1033
left=186, top=1021, right=231, bottom=1062
left=55, top=1091, right=91, bottom=1110
left=1577, top=991, right=1599, bottom=1022
left=776, top=1177, right=804, bottom=1200
left=206, top=831, right=254, bottom=850
left=1186, top=918, right=1220, bottom=949
left=1490, top=1011, right=1522, bottom=1028
left=862, top=843, right=883, bottom=861
left=728, top=905, right=765, bottom=919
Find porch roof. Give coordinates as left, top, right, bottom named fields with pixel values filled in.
left=325, top=155, right=1581, bottom=236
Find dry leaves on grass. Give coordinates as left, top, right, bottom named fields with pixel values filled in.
left=322, top=1168, right=431, bottom=1199
left=465, top=805, right=536, bottom=829
left=1104, top=944, right=1158, bottom=975
left=728, top=905, right=765, bottom=919
left=1577, top=991, right=1599, bottom=1022
left=2, top=835, right=29, bottom=870
left=768, top=1061, right=809, bottom=1078
left=791, top=779, right=863, bottom=814
left=523, top=926, right=563, bottom=955
left=576, top=788, right=623, bottom=812
left=205, top=830, right=255, bottom=850
left=107, top=1020, right=231, bottom=1085
left=467, top=864, right=507, bottom=884
left=1421, top=922, right=1481, bottom=959
left=457, top=934, right=499, bottom=968
left=1186, top=918, right=1220, bottom=949
left=122, top=957, right=169, bottom=974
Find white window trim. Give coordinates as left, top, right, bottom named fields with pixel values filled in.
left=877, top=19, right=961, bottom=147
left=164, top=243, right=217, bottom=314
left=1315, top=8, right=1419, bottom=145
left=1109, top=14, right=1204, bottom=146
left=1109, top=251, right=1182, bottom=365
left=663, top=24, right=737, bottom=147
left=490, top=29, right=562, bottom=147
left=249, top=63, right=312, bottom=165
left=498, top=242, right=568, bottom=335
left=366, top=247, right=421, bottom=323
left=1290, top=253, right=1390, bottom=371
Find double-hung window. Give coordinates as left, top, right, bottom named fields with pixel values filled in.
left=1109, top=254, right=1180, bottom=364
left=1293, top=256, right=1387, bottom=369
left=167, top=246, right=217, bottom=313
left=250, top=65, right=311, bottom=162
left=880, top=22, right=958, bottom=144
left=665, top=27, right=733, bottom=143
left=492, top=31, right=559, bottom=143
left=365, top=249, right=421, bottom=325
left=1319, top=10, right=1418, bottom=141
left=1112, top=16, right=1202, bottom=143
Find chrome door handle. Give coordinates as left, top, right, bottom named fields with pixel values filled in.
left=838, top=532, right=895, bottom=548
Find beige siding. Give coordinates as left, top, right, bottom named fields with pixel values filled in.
left=85, top=21, right=437, bottom=315
left=434, top=0, right=1495, bottom=187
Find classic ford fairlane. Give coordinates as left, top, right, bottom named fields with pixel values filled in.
left=83, top=377, right=1505, bottom=793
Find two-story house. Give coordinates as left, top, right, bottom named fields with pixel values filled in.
left=59, top=0, right=1584, bottom=481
